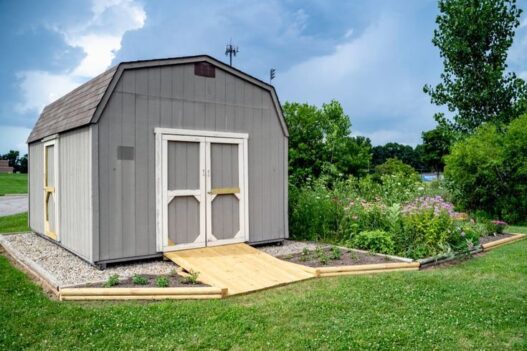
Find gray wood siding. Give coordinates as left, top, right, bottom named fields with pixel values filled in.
left=97, top=64, right=286, bottom=261
left=29, top=142, right=44, bottom=234
left=59, top=127, right=93, bottom=261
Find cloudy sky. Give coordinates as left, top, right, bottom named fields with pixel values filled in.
left=1, top=0, right=526, bottom=153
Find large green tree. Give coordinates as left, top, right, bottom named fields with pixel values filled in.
left=283, top=100, right=371, bottom=187
left=424, top=0, right=527, bottom=133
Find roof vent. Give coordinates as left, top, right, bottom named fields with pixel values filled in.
left=194, top=62, right=215, bottom=78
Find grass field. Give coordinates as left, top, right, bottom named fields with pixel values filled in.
left=0, top=213, right=29, bottom=233
left=0, top=226, right=526, bottom=350
left=0, top=173, right=27, bottom=195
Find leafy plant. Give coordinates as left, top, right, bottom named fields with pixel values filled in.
left=156, top=276, right=169, bottom=288
left=132, top=274, right=148, bottom=285
left=352, top=230, right=394, bottom=255
left=103, top=274, right=119, bottom=288
left=330, top=247, right=342, bottom=260
left=182, top=270, right=200, bottom=285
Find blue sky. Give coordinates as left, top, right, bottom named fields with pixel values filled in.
left=1, top=0, right=526, bottom=153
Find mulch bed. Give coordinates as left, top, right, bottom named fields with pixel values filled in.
left=279, top=247, right=398, bottom=268
left=81, top=274, right=209, bottom=288
left=479, top=233, right=514, bottom=245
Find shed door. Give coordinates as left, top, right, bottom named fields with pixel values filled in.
left=43, top=140, right=59, bottom=240
left=206, top=138, right=246, bottom=246
left=158, top=130, right=248, bottom=252
left=162, top=136, right=206, bottom=250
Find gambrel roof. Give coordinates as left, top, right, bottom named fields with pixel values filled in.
left=28, top=55, right=287, bottom=143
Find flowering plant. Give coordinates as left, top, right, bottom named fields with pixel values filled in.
left=490, top=220, right=508, bottom=234
left=402, top=196, right=458, bottom=218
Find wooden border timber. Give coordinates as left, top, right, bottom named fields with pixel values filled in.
left=0, top=242, right=61, bottom=299
left=315, top=262, right=420, bottom=277
left=59, top=287, right=227, bottom=301
left=482, top=233, right=526, bottom=252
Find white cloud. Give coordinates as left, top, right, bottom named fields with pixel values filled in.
left=65, top=0, right=146, bottom=77
left=15, top=0, right=146, bottom=115
left=14, top=71, right=81, bottom=114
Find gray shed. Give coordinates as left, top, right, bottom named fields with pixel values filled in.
left=27, top=55, right=289, bottom=266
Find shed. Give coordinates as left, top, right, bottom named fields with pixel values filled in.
left=27, top=55, right=289, bottom=266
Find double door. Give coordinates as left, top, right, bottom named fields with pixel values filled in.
left=158, top=130, right=248, bottom=251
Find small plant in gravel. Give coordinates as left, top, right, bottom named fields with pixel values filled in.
left=169, top=268, right=179, bottom=277
left=330, top=247, right=342, bottom=260
left=182, top=270, right=200, bottom=284
left=103, top=274, right=119, bottom=288
left=156, top=276, right=169, bottom=288
left=349, top=251, right=359, bottom=260
left=132, top=274, right=148, bottom=285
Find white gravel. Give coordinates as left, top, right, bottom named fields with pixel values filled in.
left=0, top=233, right=177, bottom=287
left=258, top=240, right=329, bottom=257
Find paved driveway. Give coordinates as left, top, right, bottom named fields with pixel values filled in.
left=0, top=195, right=28, bottom=216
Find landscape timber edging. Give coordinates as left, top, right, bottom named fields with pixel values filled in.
left=59, top=286, right=228, bottom=301
left=314, top=261, right=420, bottom=277
left=481, top=233, right=526, bottom=251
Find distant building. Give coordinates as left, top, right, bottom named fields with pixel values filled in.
left=421, top=172, right=443, bottom=182
left=0, top=160, right=13, bottom=173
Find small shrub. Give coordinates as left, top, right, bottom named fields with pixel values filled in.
left=182, top=270, right=200, bottom=285
left=330, top=247, right=342, bottom=260
left=299, top=248, right=311, bottom=261
left=352, top=230, right=394, bottom=254
left=132, top=274, right=148, bottom=285
left=103, top=274, right=119, bottom=288
left=156, top=276, right=169, bottom=288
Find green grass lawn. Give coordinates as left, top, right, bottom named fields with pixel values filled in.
left=0, top=213, right=29, bottom=233
left=0, top=173, right=28, bottom=195
left=0, top=230, right=526, bottom=350
left=508, top=225, right=527, bottom=234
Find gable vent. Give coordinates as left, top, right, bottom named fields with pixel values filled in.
left=194, top=62, right=215, bottom=78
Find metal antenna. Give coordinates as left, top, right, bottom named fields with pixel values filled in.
left=225, top=40, right=239, bottom=66
left=270, top=68, right=276, bottom=84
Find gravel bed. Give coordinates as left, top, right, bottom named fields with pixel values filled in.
left=0, top=233, right=177, bottom=287
left=258, top=240, right=330, bottom=257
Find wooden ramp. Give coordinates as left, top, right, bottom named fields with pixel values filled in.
left=164, top=243, right=315, bottom=296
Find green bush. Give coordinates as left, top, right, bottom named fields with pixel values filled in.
left=289, top=180, right=343, bottom=241
left=445, top=115, right=527, bottom=223
left=374, top=158, right=419, bottom=180
left=103, top=274, right=119, bottom=288
left=132, top=275, right=148, bottom=285
left=156, top=276, right=169, bottom=288
left=352, top=230, right=394, bottom=254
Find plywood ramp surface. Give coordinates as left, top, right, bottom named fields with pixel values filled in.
left=164, top=244, right=315, bottom=296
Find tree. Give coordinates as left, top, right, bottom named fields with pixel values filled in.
left=1, top=150, right=19, bottom=169
left=424, top=0, right=527, bottom=134
left=371, top=143, right=424, bottom=171
left=421, top=124, right=453, bottom=176
left=283, top=100, right=372, bottom=187
left=444, top=115, right=527, bottom=222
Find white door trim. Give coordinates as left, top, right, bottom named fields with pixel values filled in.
left=155, top=128, right=249, bottom=252
left=43, top=138, right=60, bottom=241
